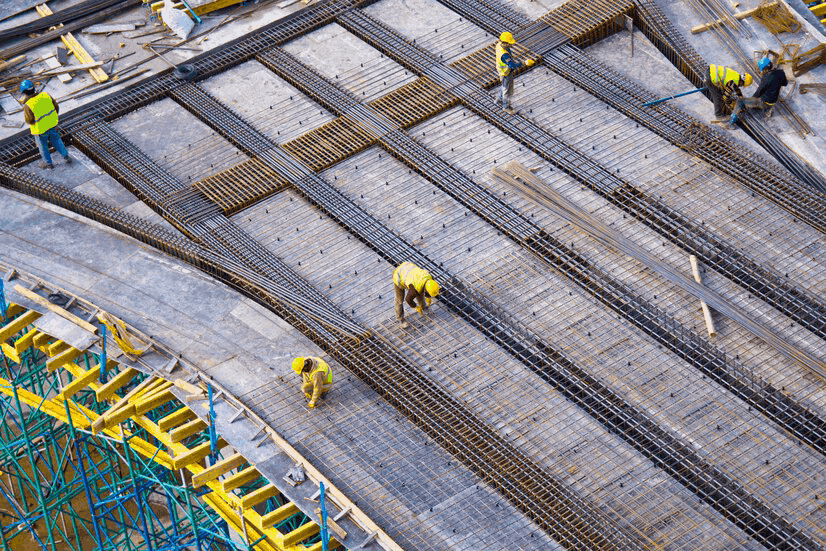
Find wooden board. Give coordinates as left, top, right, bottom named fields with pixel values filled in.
left=41, top=54, right=72, bottom=83
left=35, top=4, right=108, bottom=83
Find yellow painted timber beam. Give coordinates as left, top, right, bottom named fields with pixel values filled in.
left=283, top=520, right=320, bottom=546
left=95, top=365, right=136, bottom=401
left=170, top=417, right=208, bottom=443
left=46, top=340, right=71, bottom=358
left=6, top=303, right=24, bottom=319
left=58, top=365, right=101, bottom=400
left=0, top=310, right=40, bottom=342
left=192, top=452, right=245, bottom=488
left=259, top=502, right=300, bottom=530
left=134, top=388, right=176, bottom=415
left=46, top=345, right=84, bottom=372
left=172, top=438, right=226, bottom=470
left=222, top=465, right=260, bottom=492
left=1, top=327, right=38, bottom=364
left=158, top=406, right=197, bottom=432
left=241, top=484, right=279, bottom=509
left=35, top=4, right=108, bottom=83
left=811, top=3, right=826, bottom=16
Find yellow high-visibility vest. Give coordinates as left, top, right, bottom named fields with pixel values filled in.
left=709, top=65, right=741, bottom=89
left=26, top=93, right=58, bottom=135
left=393, top=262, right=431, bottom=293
left=305, top=357, right=332, bottom=388
left=495, top=42, right=510, bottom=77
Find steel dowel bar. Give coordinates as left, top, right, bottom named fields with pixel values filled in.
left=171, top=84, right=821, bottom=551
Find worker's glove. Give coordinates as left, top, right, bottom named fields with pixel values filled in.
left=426, top=297, right=432, bottom=307
left=525, top=59, right=535, bottom=67
left=415, top=306, right=423, bottom=315
left=729, top=113, right=738, bottom=125
left=308, top=401, right=316, bottom=409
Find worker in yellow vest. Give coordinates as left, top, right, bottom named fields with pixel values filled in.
left=20, top=80, right=72, bottom=169
left=393, top=262, right=440, bottom=328
left=495, top=32, right=535, bottom=114
left=292, top=356, right=332, bottom=409
left=704, top=64, right=752, bottom=119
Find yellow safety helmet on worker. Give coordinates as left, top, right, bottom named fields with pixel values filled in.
left=292, top=357, right=306, bottom=374
left=499, top=31, right=516, bottom=44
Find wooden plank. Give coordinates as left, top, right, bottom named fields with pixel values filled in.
left=222, top=465, right=260, bottom=492
left=158, top=406, right=197, bottom=432
left=39, top=61, right=103, bottom=76
left=35, top=4, right=108, bottom=83
left=46, top=345, right=83, bottom=372
left=13, top=285, right=97, bottom=333
left=83, top=23, right=138, bottom=34
left=95, top=366, right=137, bottom=401
left=192, top=452, right=245, bottom=488
left=59, top=366, right=101, bottom=400
left=169, top=417, right=207, bottom=442
left=172, top=438, right=225, bottom=470
left=239, top=483, right=278, bottom=509
left=40, top=54, right=72, bottom=83
left=259, top=502, right=299, bottom=529
left=0, top=310, right=40, bottom=342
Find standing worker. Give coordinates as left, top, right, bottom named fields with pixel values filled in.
left=704, top=64, right=752, bottom=120
left=495, top=32, right=535, bottom=114
left=393, top=261, right=440, bottom=329
left=730, top=57, right=788, bottom=124
left=291, top=356, right=332, bottom=409
left=20, top=80, right=72, bottom=169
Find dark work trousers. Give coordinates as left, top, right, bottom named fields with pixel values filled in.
left=704, top=74, right=726, bottom=117
left=394, top=284, right=426, bottom=321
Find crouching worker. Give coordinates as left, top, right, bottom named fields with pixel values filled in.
left=393, top=261, right=440, bottom=329
left=292, top=356, right=332, bottom=409
left=730, top=57, right=788, bottom=124
left=704, top=64, right=752, bottom=120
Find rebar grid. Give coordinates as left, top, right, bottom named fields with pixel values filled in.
left=194, top=158, right=290, bottom=214
left=370, top=312, right=758, bottom=550
left=538, top=0, right=635, bottom=47
left=413, top=106, right=826, bottom=419
left=513, top=67, right=826, bottom=302
left=460, top=251, right=826, bottom=543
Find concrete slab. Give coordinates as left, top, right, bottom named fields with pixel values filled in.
left=364, top=0, right=493, bottom=63
left=283, top=23, right=419, bottom=102
left=200, top=59, right=336, bottom=144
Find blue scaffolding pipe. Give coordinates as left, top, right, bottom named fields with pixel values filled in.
left=319, top=482, right=329, bottom=551
left=0, top=279, right=7, bottom=322
left=99, top=325, right=108, bottom=384
left=208, top=383, right=217, bottom=462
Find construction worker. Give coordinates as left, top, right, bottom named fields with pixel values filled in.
left=393, top=261, right=440, bottom=329
left=730, top=57, right=788, bottom=124
left=20, top=80, right=72, bottom=169
left=495, top=32, right=535, bottom=114
left=704, top=64, right=752, bottom=119
left=291, top=357, right=332, bottom=409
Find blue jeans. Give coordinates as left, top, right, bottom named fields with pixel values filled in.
left=499, top=73, right=514, bottom=108
left=34, top=127, right=68, bottom=164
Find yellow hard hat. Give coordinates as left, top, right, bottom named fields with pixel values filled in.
left=292, top=357, right=305, bottom=374
left=742, top=73, right=753, bottom=87
left=499, top=31, right=515, bottom=44
left=425, top=279, right=440, bottom=297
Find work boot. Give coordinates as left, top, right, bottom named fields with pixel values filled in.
left=63, top=155, right=73, bottom=164
left=400, top=320, right=409, bottom=329
left=504, top=107, right=516, bottom=114
left=38, top=161, right=53, bottom=169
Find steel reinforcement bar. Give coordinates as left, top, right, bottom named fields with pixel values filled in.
left=542, top=45, right=826, bottom=221
left=257, top=46, right=826, bottom=457
left=335, top=10, right=826, bottom=345
left=0, top=0, right=383, bottom=168
left=59, top=111, right=633, bottom=548
left=166, top=82, right=822, bottom=550
left=0, top=163, right=624, bottom=550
